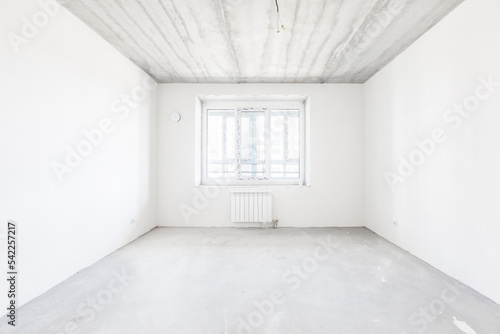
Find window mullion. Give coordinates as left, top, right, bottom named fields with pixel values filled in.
left=202, top=107, right=207, bottom=183
left=299, top=107, right=305, bottom=185
left=236, top=109, right=242, bottom=180
left=251, top=114, right=256, bottom=177
left=283, top=113, right=289, bottom=178
left=265, top=108, right=271, bottom=180
left=222, top=115, right=227, bottom=178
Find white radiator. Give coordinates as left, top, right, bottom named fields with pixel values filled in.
left=231, top=190, right=273, bottom=223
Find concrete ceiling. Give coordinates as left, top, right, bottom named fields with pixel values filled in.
left=57, top=0, right=463, bottom=83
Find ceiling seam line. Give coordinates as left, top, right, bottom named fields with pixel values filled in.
left=320, top=0, right=393, bottom=83
left=77, top=1, right=167, bottom=82
left=213, top=0, right=241, bottom=83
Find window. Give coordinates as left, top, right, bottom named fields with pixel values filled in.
left=196, top=96, right=309, bottom=186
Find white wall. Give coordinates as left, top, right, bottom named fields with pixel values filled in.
left=158, top=84, right=364, bottom=227
left=364, top=0, right=500, bottom=303
left=0, top=0, right=157, bottom=311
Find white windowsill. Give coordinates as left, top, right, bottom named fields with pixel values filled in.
left=195, top=184, right=311, bottom=188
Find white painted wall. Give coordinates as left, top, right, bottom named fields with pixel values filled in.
left=364, top=0, right=500, bottom=303
left=0, top=0, right=157, bottom=312
left=158, top=84, right=364, bottom=227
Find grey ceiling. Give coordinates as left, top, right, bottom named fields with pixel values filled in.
left=57, top=0, right=463, bottom=83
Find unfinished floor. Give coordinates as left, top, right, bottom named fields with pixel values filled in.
left=1, top=227, right=499, bottom=333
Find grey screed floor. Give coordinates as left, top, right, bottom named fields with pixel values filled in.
left=1, top=227, right=500, bottom=334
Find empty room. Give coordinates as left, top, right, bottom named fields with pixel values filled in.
left=1, top=0, right=500, bottom=333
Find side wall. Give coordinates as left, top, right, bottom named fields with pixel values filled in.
left=158, top=84, right=364, bottom=227
left=0, top=0, right=157, bottom=310
left=364, top=0, right=500, bottom=303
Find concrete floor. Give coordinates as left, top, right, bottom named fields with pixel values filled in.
left=1, top=227, right=499, bottom=333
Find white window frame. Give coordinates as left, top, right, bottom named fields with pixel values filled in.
left=195, top=95, right=310, bottom=187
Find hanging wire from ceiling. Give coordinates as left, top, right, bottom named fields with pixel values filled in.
left=275, top=0, right=285, bottom=33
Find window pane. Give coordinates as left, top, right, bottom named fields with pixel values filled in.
left=239, top=110, right=266, bottom=179
left=287, top=115, right=300, bottom=160
left=270, top=109, right=300, bottom=179
left=206, top=109, right=237, bottom=179
left=270, top=115, right=284, bottom=162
